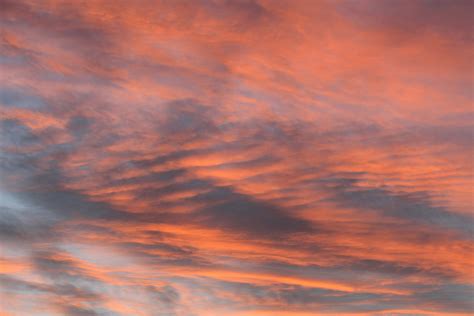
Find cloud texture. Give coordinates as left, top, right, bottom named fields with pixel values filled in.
left=0, top=0, right=473, bottom=315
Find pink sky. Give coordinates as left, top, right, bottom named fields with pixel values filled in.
left=0, top=0, right=473, bottom=315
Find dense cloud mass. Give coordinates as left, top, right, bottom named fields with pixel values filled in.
left=0, top=0, right=473, bottom=315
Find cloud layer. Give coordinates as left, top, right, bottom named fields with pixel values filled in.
left=1, top=0, right=473, bottom=315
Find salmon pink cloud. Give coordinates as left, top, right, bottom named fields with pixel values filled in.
left=0, top=0, right=473, bottom=315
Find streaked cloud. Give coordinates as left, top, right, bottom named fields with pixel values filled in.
left=1, top=0, right=472, bottom=315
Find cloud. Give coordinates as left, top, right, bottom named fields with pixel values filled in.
left=321, top=177, right=474, bottom=235
left=0, top=87, right=46, bottom=109
left=191, top=186, right=314, bottom=238
left=0, top=119, right=39, bottom=147
left=1, top=0, right=472, bottom=315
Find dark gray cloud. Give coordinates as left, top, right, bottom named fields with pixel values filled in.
left=318, top=176, right=474, bottom=236
left=0, top=119, right=39, bottom=147
left=118, top=241, right=195, bottom=257
left=19, top=188, right=132, bottom=221
left=191, top=186, right=314, bottom=238
left=67, top=116, right=93, bottom=139
left=158, top=98, right=219, bottom=142
left=348, top=259, right=457, bottom=280
left=414, top=283, right=474, bottom=313
left=61, top=306, right=101, bottom=316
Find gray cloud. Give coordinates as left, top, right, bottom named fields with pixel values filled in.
left=319, top=176, right=474, bottom=236
left=0, top=87, right=46, bottom=109
left=191, top=186, right=314, bottom=238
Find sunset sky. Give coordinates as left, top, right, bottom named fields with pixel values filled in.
left=0, top=0, right=473, bottom=315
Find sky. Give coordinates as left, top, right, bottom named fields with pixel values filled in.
left=0, top=0, right=473, bottom=315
